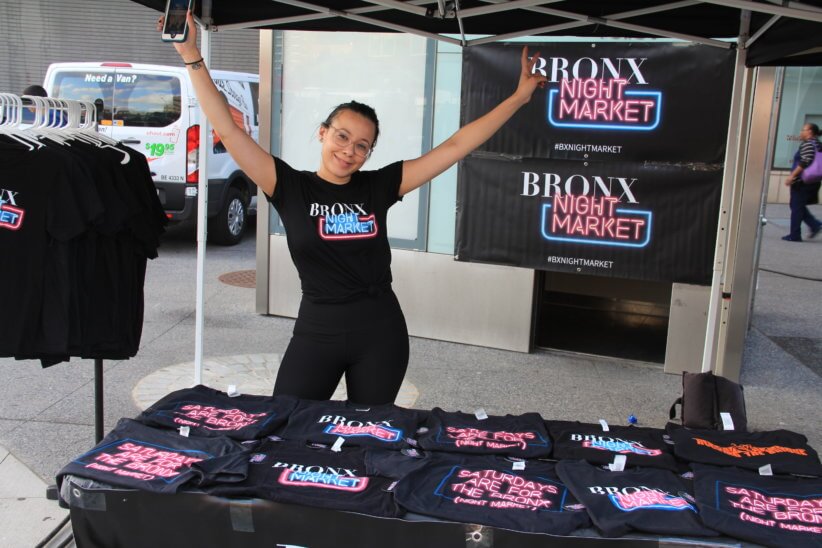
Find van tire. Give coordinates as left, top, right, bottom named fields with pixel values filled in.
left=210, top=187, right=247, bottom=246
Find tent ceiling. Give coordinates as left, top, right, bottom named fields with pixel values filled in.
left=132, top=0, right=822, bottom=65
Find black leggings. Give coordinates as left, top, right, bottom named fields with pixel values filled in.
left=273, top=290, right=409, bottom=405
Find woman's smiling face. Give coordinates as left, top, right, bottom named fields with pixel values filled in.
left=316, top=109, right=376, bottom=184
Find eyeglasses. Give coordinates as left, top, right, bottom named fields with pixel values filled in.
left=326, top=125, right=372, bottom=159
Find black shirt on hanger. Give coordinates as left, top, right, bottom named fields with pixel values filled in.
left=0, top=135, right=165, bottom=364
left=0, top=139, right=102, bottom=359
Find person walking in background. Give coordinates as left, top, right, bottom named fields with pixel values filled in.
left=783, top=123, right=822, bottom=242
left=20, top=85, right=48, bottom=124
left=20, top=84, right=65, bottom=126
left=158, top=10, right=547, bottom=405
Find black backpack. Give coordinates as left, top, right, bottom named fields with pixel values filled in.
left=668, top=371, right=747, bottom=431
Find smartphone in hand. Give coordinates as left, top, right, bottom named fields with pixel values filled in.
left=161, top=0, right=195, bottom=42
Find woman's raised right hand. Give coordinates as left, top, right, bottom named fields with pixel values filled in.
left=156, top=10, right=201, bottom=62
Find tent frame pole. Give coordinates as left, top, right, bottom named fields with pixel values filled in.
left=701, top=11, right=752, bottom=374
left=194, top=2, right=213, bottom=386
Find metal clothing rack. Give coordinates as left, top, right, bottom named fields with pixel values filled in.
left=1, top=94, right=118, bottom=444
left=1, top=95, right=119, bottom=513
left=94, top=358, right=104, bottom=442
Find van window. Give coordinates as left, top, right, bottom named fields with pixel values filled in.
left=51, top=71, right=114, bottom=121
left=51, top=71, right=182, bottom=127
left=249, top=82, right=260, bottom=127
left=113, top=74, right=181, bottom=127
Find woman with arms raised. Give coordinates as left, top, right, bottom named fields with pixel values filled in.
left=160, top=11, right=546, bottom=405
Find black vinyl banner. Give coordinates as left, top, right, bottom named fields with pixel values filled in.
left=456, top=42, right=735, bottom=284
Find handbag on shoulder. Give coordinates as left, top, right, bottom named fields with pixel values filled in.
left=800, top=144, right=822, bottom=183
left=668, top=371, right=747, bottom=431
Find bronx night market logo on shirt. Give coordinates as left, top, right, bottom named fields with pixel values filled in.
left=317, top=414, right=403, bottom=443
left=571, top=433, right=663, bottom=456
left=263, top=457, right=369, bottom=492
left=0, top=189, right=25, bottom=231
left=309, top=202, right=378, bottom=241
left=588, top=485, right=696, bottom=512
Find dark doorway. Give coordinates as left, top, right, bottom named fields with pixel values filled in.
left=535, top=272, right=671, bottom=364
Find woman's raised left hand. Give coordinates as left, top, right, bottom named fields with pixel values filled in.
left=512, top=46, right=548, bottom=105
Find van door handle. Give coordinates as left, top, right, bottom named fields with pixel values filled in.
left=120, top=138, right=141, bottom=144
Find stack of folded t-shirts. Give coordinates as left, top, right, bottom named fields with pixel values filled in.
left=56, top=387, right=822, bottom=546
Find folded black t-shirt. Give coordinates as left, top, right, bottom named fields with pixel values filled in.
left=207, top=440, right=401, bottom=518
left=556, top=460, right=718, bottom=538
left=668, top=424, right=822, bottom=476
left=57, top=419, right=249, bottom=494
left=693, top=464, right=822, bottom=548
left=280, top=399, right=423, bottom=450
left=547, top=421, right=677, bottom=471
left=369, top=452, right=590, bottom=535
left=417, top=408, right=551, bottom=458
left=136, top=385, right=298, bottom=440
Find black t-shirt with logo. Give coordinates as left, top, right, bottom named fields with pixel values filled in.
left=0, top=140, right=102, bottom=358
left=556, top=460, right=717, bottom=538
left=417, top=408, right=551, bottom=458
left=57, top=419, right=249, bottom=494
left=268, top=157, right=403, bottom=303
left=0, top=137, right=165, bottom=364
left=368, top=451, right=590, bottom=535
left=668, top=424, right=822, bottom=477
left=693, top=464, right=822, bottom=548
left=136, top=385, right=298, bottom=440
left=279, top=399, right=422, bottom=450
left=207, top=440, right=402, bottom=518
left=547, top=421, right=678, bottom=471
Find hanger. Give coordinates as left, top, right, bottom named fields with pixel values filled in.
left=73, top=100, right=130, bottom=164
left=0, top=94, right=129, bottom=164
left=25, top=95, right=71, bottom=146
left=0, top=93, right=41, bottom=150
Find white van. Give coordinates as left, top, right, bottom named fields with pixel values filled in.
left=43, top=62, right=260, bottom=245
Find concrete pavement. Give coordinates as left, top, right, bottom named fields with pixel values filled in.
left=0, top=203, right=820, bottom=546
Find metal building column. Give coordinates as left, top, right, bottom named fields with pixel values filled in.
left=715, top=67, right=778, bottom=380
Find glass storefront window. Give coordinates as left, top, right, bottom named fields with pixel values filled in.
left=279, top=31, right=429, bottom=247
left=773, top=67, right=822, bottom=169
left=427, top=41, right=463, bottom=255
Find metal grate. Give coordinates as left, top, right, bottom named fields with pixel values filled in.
left=218, top=270, right=256, bottom=289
